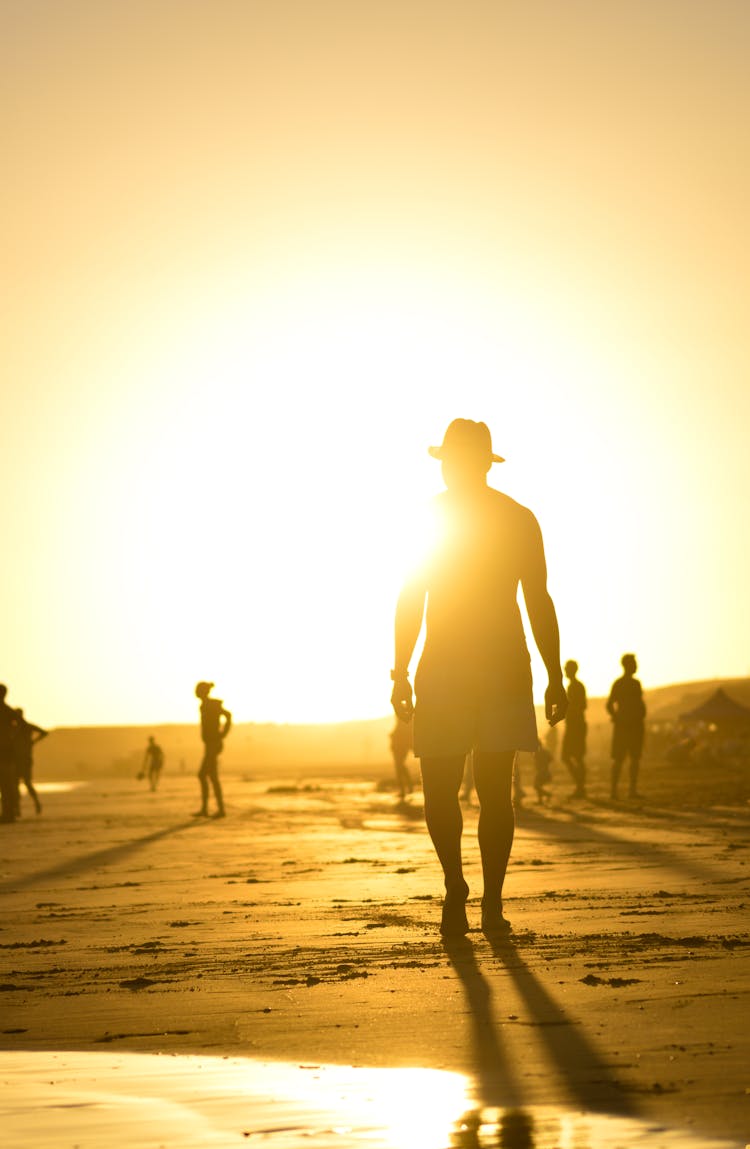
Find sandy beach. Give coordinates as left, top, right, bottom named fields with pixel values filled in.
left=1, top=768, right=748, bottom=1146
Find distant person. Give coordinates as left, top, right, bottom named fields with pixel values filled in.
left=543, top=722, right=558, bottom=761
left=13, top=708, right=47, bottom=816
left=140, top=735, right=165, bottom=792
left=533, top=741, right=553, bottom=804
left=0, top=685, right=20, bottom=824
left=607, top=653, right=646, bottom=799
left=389, top=717, right=414, bottom=800
left=561, top=659, right=587, bottom=798
left=194, top=681, right=231, bottom=818
left=391, top=418, right=567, bottom=936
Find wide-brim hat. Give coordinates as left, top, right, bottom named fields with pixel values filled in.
left=428, top=418, right=504, bottom=464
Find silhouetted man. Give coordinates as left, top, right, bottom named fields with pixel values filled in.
left=141, top=735, right=165, bottom=792
left=607, top=653, right=646, bottom=799
left=194, top=681, right=231, bottom=818
left=0, top=685, right=19, bottom=823
left=391, top=419, right=567, bottom=936
left=13, top=708, right=47, bottom=816
left=561, top=659, right=587, bottom=798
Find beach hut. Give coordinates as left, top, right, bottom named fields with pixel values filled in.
left=680, top=688, right=750, bottom=732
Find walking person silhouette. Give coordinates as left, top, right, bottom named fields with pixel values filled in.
left=561, top=659, right=587, bottom=798
left=607, top=653, right=646, bottom=799
left=141, top=735, right=165, bottom=792
left=194, top=681, right=231, bottom=818
left=391, top=419, right=567, bottom=935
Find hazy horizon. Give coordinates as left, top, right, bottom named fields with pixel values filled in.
left=32, top=672, right=750, bottom=734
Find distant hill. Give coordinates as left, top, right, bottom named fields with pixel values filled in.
left=33, top=716, right=395, bottom=779
left=32, top=677, right=750, bottom=779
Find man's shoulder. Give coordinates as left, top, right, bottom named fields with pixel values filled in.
left=493, top=488, right=540, bottom=531
left=487, top=490, right=540, bottom=549
left=486, top=487, right=532, bottom=514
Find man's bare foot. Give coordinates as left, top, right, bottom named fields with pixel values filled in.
left=440, top=878, right=470, bottom=936
left=481, top=900, right=511, bottom=936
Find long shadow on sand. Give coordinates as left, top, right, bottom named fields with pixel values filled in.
left=445, top=934, right=639, bottom=1119
left=443, top=935, right=525, bottom=1110
left=0, top=821, right=197, bottom=893
left=516, top=804, right=729, bottom=885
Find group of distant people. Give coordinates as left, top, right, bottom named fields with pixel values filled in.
left=548, top=652, right=646, bottom=802
left=392, top=652, right=647, bottom=808
left=0, top=684, right=48, bottom=823
left=136, top=681, right=232, bottom=817
left=1, top=675, right=233, bottom=825
left=2, top=414, right=649, bottom=948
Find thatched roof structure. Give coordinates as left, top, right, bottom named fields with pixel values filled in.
left=680, top=688, right=750, bottom=728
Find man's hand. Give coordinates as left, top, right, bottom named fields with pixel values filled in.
left=545, top=677, right=568, bottom=727
left=391, top=674, right=414, bottom=722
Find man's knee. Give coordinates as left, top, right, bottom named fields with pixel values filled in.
left=473, top=752, right=514, bottom=795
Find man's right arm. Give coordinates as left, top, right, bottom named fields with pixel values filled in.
left=391, top=576, right=427, bottom=721
left=518, top=511, right=567, bottom=726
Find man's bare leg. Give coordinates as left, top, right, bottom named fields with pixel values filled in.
left=473, top=751, right=515, bottom=932
left=611, top=755, right=624, bottom=799
left=210, top=765, right=226, bottom=817
left=577, top=756, right=587, bottom=796
left=420, top=756, right=469, bottom=934
left=562, top=751, right=579, bottom=792
left=195, top=752, right=212, bottom=816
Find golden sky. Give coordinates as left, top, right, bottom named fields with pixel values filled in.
left=3, top=0, right=749, bottom=726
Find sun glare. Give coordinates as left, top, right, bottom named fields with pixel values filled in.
left=52, top=253, right=653, bottom=724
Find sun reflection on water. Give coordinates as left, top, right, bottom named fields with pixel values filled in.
left=370, top=1066, right=469, bottom=1148
left=0, top=1052, right=739, bottom=1148
left=35, top=781, right=87, bottom=793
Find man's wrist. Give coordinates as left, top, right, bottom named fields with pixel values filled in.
left=390, top=669, right=410, bottom=681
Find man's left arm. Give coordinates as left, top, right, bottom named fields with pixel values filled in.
left=519, top=512, right=567, bottom=726
left=221, top=708, right=233, bottom=739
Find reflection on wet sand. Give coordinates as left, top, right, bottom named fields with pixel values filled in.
left=34, top=781, right=87, bottom=794
left=0, top=1051, right=739, bottom=1148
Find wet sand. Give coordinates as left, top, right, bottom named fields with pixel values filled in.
left=0, top=771, right=748, bottom=1146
